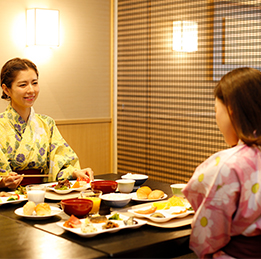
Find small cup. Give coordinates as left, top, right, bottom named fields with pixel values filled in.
left=26, top=184, right=46, bottom=204
left=79, top=190, right=102, bottom=214
left=116, top=179, right=135, bottom=193
left=170, top=183, right=187, bottom=197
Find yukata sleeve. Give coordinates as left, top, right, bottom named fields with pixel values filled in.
left=47, top=122, right=81, bottom=182
left=187, top=164, right=240, bottom=258
left=0, top=148, right=13, bottom=177
left=0, top=126, right=13, bottom=176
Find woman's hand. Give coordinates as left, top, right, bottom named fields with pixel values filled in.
left=0, top=172, right=23, bottom=190
left=73, top=168, right=94, bottom=181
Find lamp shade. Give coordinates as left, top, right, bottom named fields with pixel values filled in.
left=26, top=8, right=59, bottom=47
left=173, top=21, right=198, bottom=52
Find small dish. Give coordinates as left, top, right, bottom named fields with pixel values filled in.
left=53, top=189, right=73, bottom=194
left=116, top=179, right=135, bottom=193
left=47, top=180, right=90, bottom=194
left=121, top=173, right=148, bottom=186
left=101, top=193, right=132, bottom=207
left=170, top=183, right=187, bottom=197
left=14, top=206, right=62, bottom=220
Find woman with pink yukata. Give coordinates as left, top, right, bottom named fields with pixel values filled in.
left=183, top=67, right=261, bottom=258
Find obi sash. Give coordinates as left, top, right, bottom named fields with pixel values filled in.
left=16, top=169, right=43, bottom=186
left=223, top=234, right=261, bottom=258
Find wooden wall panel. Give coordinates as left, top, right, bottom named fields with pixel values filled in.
left=56, top=119, right=111, bottom=176
left=117, top=0, right=227, bottom=184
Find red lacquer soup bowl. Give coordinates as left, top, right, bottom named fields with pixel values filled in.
left=60, top=198, right=93, bottom=218
left=91, top=180, right=118, bottom=194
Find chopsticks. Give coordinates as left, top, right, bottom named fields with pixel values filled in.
left=18, top=175, right=49, bottom=178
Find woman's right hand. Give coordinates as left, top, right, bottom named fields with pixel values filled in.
left=0, top=172, right=23, bottom=190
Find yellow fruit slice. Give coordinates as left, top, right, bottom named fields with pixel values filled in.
left=153, top=201, right=168, bottom=210
left=153, top=196, right=186, bottom=210
left=168, top=196, right=185, bottom=207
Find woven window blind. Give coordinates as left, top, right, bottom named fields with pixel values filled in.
left=117, top=0, right=261, bottom=184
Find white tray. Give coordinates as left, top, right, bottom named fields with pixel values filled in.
left=56, top=213, right=147, bottom=237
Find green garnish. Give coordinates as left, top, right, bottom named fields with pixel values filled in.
left=7, top=196, right=18, bottom=201
left=109, top=213, right=122, bottom=220
left=15, top=186, right=27, bottom=195
left=55, top=185, right=69, bottom=190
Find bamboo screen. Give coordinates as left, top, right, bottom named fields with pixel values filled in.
left=117, top=0, right=261, bottom=184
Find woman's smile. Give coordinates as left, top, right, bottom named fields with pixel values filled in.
left=24, top=95, right=36, bottom=102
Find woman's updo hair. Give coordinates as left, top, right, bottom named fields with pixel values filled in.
left=214, top=67, right=261, bottom=146
left=1, top=58, right=39, bottom=100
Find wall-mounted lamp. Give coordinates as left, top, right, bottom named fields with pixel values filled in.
left=173, top=21, right=198, bottom=52
left=26, top=8, right=59, bottom=47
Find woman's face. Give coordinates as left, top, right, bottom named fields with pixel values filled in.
left=215, top=98, right=238, bottom=146
left=3, top=68, right=39, bottom=114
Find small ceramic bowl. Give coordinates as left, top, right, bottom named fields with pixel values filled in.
left=100, top=193, right=132, bottom=208
left=121, top=173, right=148, bottom=186
left=170, top=183, right=187, bottom=197
left=60, top=198, right=93, bottom=218
left=91, top=180, right=118, bottom=194
left=116, top=179, right=135, bottom=193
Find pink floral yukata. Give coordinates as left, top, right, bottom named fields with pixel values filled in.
left=183, top=142, right=261, bottom=258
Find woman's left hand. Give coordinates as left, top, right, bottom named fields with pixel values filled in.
left=73, top=168, right=94, bottom=181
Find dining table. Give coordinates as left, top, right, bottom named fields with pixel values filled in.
left=0, top=173, right=194, bottom=259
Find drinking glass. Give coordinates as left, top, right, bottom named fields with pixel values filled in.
left=79, top=190, right=102, bottom=214
left=26, top=184, right=46, bottom=204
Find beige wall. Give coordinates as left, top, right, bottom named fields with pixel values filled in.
left=56, top=119, right=112, bottom=175
left=0, top=0, right=113, bottom=175
left=0, top=0, right=111, bottom=120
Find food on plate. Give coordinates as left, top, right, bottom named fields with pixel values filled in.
left=89, top=215, right=107, bottom=223
left=72, top=177, right=90, bottom=188
left=136, top=186, right=152, bottom=199
left=15, top=185, right=27, bottom=195
left=167, top=195, right=187, bottom=207
left=35, top=203, right=51, bottom=216
left=109, top=213, right=123, bottom=220
left=123, top=216, right=138, bottom=226
left=72, top=181, right=80, bottom=188
left=102, top=220, right=119, bottom=229
left=134, top=206, right=157, bottom=214
left=152, top=201, right=168, bottom=210
left=23, top=201, right=51, bottom=216
left=81, top=218, right=97, bottom=233
left=136, top=186, right=165, bottom=200
left=0, top=198, right=2, bottom=203
left=150, top=212, right=165, bottom=218
left=55, top=179, right=71, bottom=190
left=63, top=215, right=82, bottom=228
left=153, top=195, right=190, bottom=210
left=7, top=194, right=20, bottom=201
left=0, top=191, right=12, bottom=197
left=171, top=208, right=187, bottom=215
left=148, top=190, right=164, bottom=200
left=23, top=201, right=36, bottom=215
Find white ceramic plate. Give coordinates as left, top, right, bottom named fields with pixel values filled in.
left=128, top=205, right=194, bottom=223
left=56, top=213, right=147, bottom=238
left=0, top=194, right=27, bottom=206
left=46, top=180, right=90, bottom=194
left=131, top=193, right=168, bottom=202
left=14, top=206, right=62, bottom=220
left=45, top=191, right=80, bottom=200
